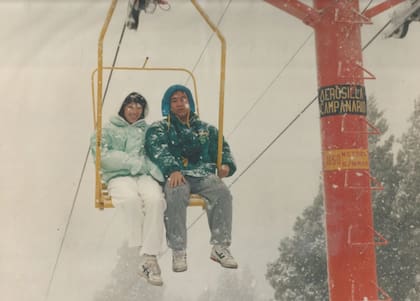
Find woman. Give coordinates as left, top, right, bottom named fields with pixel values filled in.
left=91, top=92, right=166, bottom=286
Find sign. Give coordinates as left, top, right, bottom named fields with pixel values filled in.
left=318, top=84, right=367, bottom=117
left=323, top=149, right=369, bottom=171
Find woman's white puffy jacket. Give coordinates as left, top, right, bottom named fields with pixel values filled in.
left=90, top=115, right=164, bottom=183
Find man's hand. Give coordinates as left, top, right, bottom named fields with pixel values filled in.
left=217, top=164, right=230, bottom=178
left=168, top=171, right=186, bottom=188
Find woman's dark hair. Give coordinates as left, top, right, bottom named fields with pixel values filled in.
left=118, top=92, right=148, bottom=121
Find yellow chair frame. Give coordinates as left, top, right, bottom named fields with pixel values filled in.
left=92, top=0, right=226, bottom=210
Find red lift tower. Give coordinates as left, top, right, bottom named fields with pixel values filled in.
left=265, top=0, right=408, bottom=300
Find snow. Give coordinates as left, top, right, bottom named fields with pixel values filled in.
left=1, top=1, right=419, bottom=301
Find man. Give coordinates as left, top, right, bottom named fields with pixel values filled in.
left=145, top=84, right=238, bottom=272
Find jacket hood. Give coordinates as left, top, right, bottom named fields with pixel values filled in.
left=161, top=84, right=196, bottom=117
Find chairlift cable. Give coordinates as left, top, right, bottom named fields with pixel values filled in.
left=227, top=32, right=314, bottom=138
left=43, top=22, right=127, bottom=301
left=227, top=20, right=393, bottom=188
left=229, top=95, right=318, bottom=187
left=43, top=149, right=91, bottom=301
left=363, top=19, right=392, bottom=50
left=102, top=24, right=127, bottom=104
left=226, top=0, right=375, bottom=140
left=362, top=0, right=375, bottom=13
left=184, top=0, right=232, bottom=86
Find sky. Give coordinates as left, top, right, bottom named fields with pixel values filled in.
left=0, top=1, right=419, bottom=301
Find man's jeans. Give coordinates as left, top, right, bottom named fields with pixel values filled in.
left=163, top=174, right=233, bottom=250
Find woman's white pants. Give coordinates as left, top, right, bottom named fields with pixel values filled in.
left=107, top=175, right=166, bottom=255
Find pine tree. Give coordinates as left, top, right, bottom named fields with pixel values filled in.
left=367, top=98, right=401, bottom=299
left=266, top=96, right=398, bottom=300
left=93, top=241, right=165, bottom=301
left=390, top=98, right=420, bottom=300
left=266, top=191, right=327, bottom=301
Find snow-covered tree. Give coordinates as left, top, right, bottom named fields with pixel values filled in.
left=368, top=98, right=401, bottom=299
left=266, top=190, right=327, bottom=301
left=266, top=96, right=399, bottom=300
left=94, top=241, right=165, bottom=301
left=390, top=98, right=420, bottom=300
left=196, top=266, right=262, bottom=301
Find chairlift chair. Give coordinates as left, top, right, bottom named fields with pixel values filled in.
left=91, top=0, right=226, bottom=211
